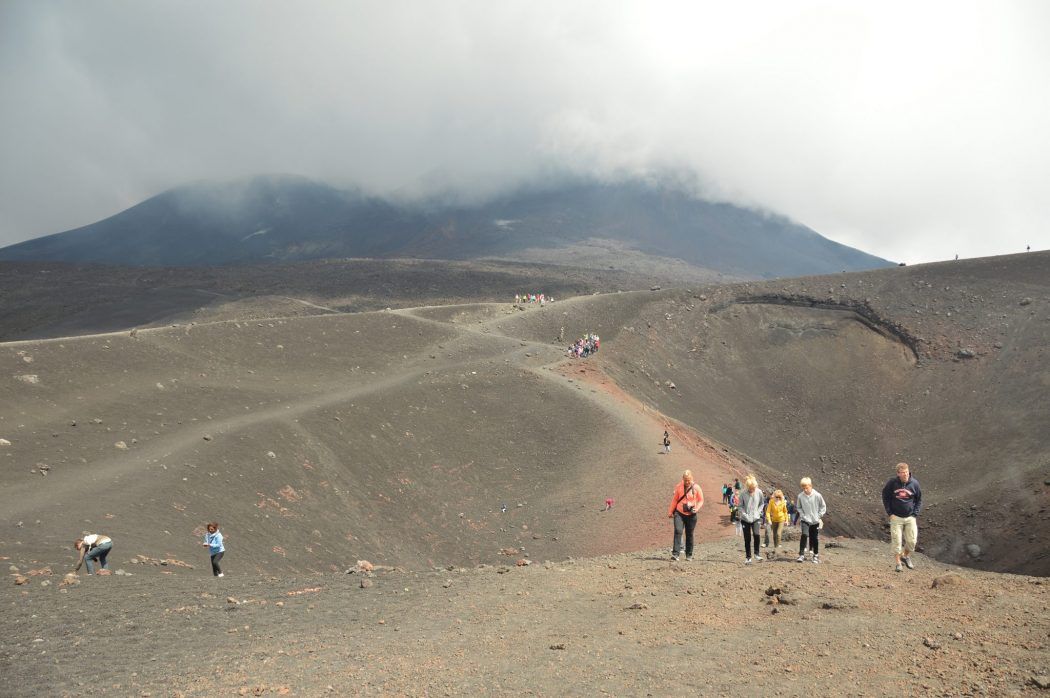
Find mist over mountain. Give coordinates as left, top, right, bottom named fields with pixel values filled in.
left=0, top=175, right=892, bottom=278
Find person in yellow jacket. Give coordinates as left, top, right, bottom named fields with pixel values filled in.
left=765, top=489, right=789, bottom=558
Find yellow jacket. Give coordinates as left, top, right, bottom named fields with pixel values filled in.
left=766, top=499, right=789, bottom=524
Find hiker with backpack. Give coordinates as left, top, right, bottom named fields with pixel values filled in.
left=667, top=469, right=704, bottom=562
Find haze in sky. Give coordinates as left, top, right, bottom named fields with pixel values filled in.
left=1, top=1, right=1047, bottom=263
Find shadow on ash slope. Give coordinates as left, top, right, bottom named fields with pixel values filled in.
left=0, top=298, right=731, bottom=578
left=584, top=253, right=1050, bottom=577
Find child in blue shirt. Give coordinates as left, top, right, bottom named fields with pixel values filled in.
left=202, top=522, right=225, bottom=577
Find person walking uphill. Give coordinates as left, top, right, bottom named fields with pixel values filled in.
left=738, top=475, right=765, bottom=564
left=765, top=489, right=789, bottom=558
left=663, top=430, right=671, bottom=454
left=796, top=478, right=827, bottom=563
left=201, top=522, right=225, bottom=577
left=73, top=533, right=112, bottom=575
left=882, top=462, right=922, bottom=572
left=668, top=470, right=704, bottom=562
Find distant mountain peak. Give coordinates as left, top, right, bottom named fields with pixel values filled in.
left=0, top=175, right=892, bottom=277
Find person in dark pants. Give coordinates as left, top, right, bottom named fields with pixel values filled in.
left=202, top=522, right=225, bottom=577
left=738, top=475, right=765, bottom=564
left=667, top=470, right=704, bottom=562
left=73, top=533, right=112, bottom=575
left=796, top=477, right=827, bottom=563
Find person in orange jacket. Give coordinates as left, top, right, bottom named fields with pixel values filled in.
left=668, top=469, right=704, bottom=561
left=765, top=489, right=790, bottom=558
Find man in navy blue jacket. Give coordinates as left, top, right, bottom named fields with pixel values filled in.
left=882, top=462, right=922, bottom=572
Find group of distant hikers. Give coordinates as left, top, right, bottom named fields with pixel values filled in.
left=670, top=461, right=922, bottom=571
left=514, top=293, right=552, bottom=305
left=567, top=333, right=600, bottom=358
left=72, top=522, right=226, bottom=577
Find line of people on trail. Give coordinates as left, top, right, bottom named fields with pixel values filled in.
left=71, top=522, right=227, bottom=578
left=514, top=293, right=552, bottom=305
left=567, top=333, right=600, bottom=358
left=671, top=462, right=923, bottom=571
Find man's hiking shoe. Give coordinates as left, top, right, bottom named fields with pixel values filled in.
left=685, top=556, right=693, bottom=562
left=754, top=555, right=763, bottom=561
left=902, top=557, right=915, bottom=570
left=812, top=555, right=821, bottom=564
left=895, top=563, right=903, bottom=572
left=671, top=554, right=679, bottom=562
left=744, top=558, right=753, bottom=565
left=796, top=555, right=806, bottom=563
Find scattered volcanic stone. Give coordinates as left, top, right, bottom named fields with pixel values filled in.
left=956, top=348, right=976, bottom=359
left=931, top=573, right=968, bottom=589
left=114, top=441, right=128, bottom=450
left=202, top=434, right=213, bottom=441
left=626, top=602, right=648, bottom=610
left=360, top=578, right=373, bottom=589
left=1030, top=676, right=1050, bottom=689
left=549, top=643, right=566, bottom=650
left=0, top=438, right=10, bottom=446
left=923, top=637, right=942, bottom=650
left=1019, top=297, right=1032, bottom=306
left=516, top=559, right=531, bottom=567
left=965, top=544, right=982, bottom=558
left=13, top=575, right=29, bottom=586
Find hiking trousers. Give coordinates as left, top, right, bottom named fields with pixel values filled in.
left=672, top=512, right=698, bottom=557
left=889, top=515, right=918, bottom=555
left=769, top=521, right=784, bottom=548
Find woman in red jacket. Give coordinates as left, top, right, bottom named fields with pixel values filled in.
left=668, top=470, right=704, bottom=561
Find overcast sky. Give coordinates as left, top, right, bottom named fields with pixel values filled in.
left=1, top=1, right=1047, bottom=263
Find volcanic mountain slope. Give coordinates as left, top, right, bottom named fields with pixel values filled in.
left=592, top=251, right=1049, bottom=576
left=1, top=252, right=1048, bottom=695
left=0, top=295, right=744, bottom=578
left=0, top=175, right=892, bottom=278
left=0, top=252, right=1047, bottom=581
left=0, top=257, right=710, bottom=342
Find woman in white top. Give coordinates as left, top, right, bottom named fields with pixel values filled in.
left=73, top=533, right=113, bottom=575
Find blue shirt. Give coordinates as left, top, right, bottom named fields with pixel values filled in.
left=205, top=531, right=225, bottom=554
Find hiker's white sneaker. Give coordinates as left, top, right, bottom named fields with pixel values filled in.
left=895, top=563, right=903, bottom=573
left=902, top=557, right=915, bottom=570
left=796, top=555, right=806, bottom=563
left=812, top=555, right=821, bottom=564
left=744, top=557, right=753, bottom=565
left=754, top=555, right=763, bottom=561
left=217, top=573, right=224, bottom=578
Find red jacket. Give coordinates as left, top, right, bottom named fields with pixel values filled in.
left=668, top=481, right=704, bottom=517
